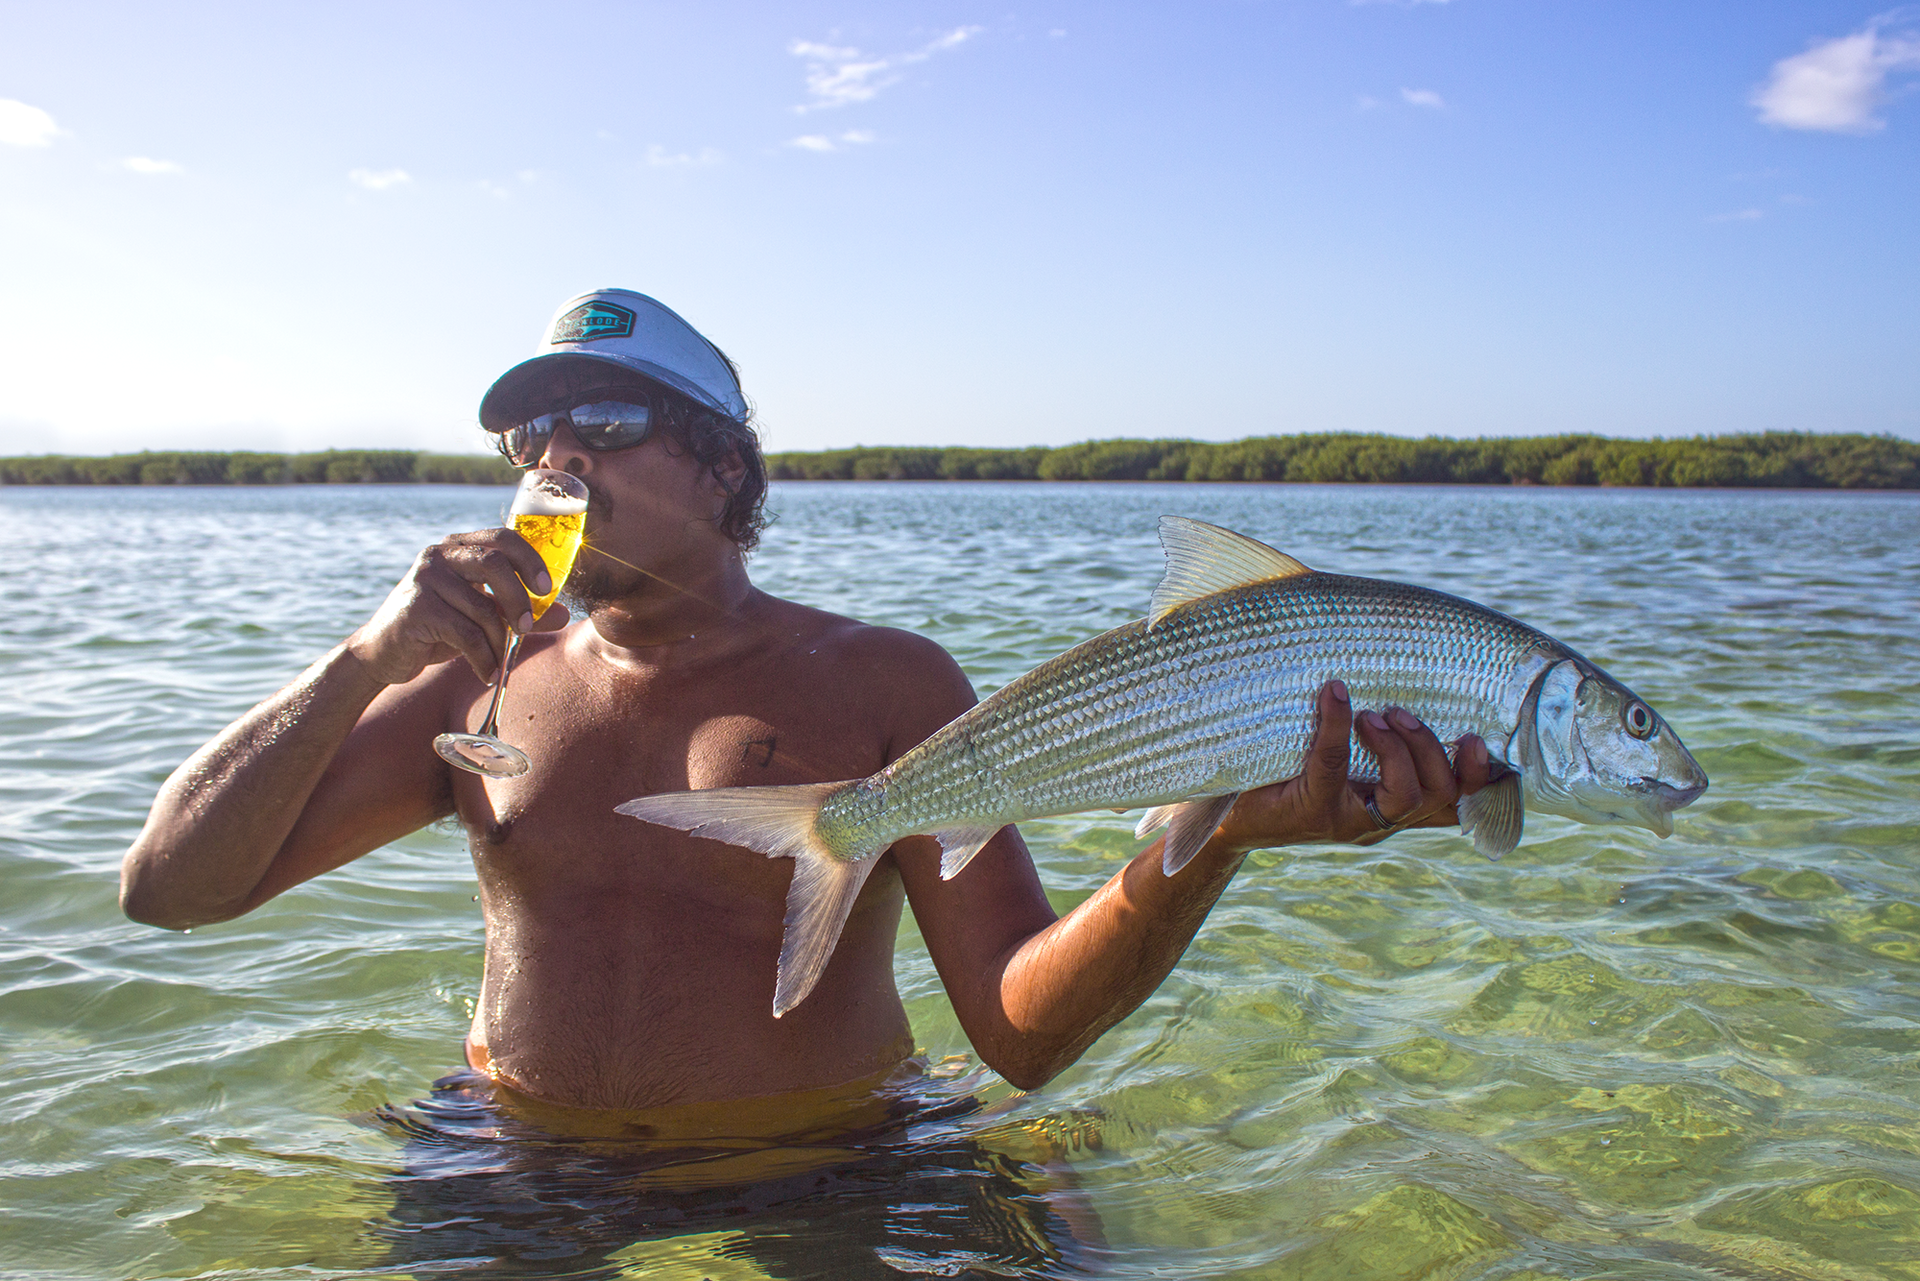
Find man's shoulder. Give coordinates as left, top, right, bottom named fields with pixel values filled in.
left=746, top=593, right=976, bottom=747
left=751, top=592, right=961, bottom=675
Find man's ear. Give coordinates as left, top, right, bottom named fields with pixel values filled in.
left=712, top=446, right=748, bottom=494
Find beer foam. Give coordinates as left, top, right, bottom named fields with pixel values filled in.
left=513, top=476, right=589, bottom=516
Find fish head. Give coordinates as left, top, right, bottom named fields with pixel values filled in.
left=1520, top=658, right=1708, bottom=838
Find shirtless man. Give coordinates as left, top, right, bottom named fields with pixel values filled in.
left=121, top=289, right=1491, bottom=1111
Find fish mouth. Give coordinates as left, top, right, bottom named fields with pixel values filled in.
left=1647, top=779, right=1708, bottom=812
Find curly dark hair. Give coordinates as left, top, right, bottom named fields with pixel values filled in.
left=657, top=368, right=770, bottom=554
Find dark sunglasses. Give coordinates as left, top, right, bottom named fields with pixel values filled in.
left=490, top=398, right=663, bottom=467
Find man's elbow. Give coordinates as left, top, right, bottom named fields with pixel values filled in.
left=979, top=1038, right=1082, bottom=1092
left=118, top=858, right=245, bottom=931
left=119, top=881, right=197, bottom=931
left=996, top=1061, right=1062, bottom=1092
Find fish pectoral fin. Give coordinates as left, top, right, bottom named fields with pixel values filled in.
left=1148, top=516, right=1312, bottom=629
left=1158, top=793, right=1242, bottom=876
left=932, top=825, right=1006, bottom=880
left=1458, top=770, right=1524, bottom=861
left=777, top=847, right=882, bottom=1018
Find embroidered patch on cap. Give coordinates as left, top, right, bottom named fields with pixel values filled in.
left=550, top=301, right=637, bottom=344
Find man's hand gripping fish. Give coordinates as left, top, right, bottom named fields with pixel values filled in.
left=618, top=516, right=1709, bottom=1016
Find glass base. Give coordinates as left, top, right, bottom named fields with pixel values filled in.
left=433, top=732, right=530, bottom=778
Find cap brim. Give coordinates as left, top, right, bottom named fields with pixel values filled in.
left=479, top=351, right=735, bottom=431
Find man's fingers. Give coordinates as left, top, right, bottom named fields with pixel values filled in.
left=1388, top=707, right=1459, bottom=810
left=445, top=527, right=554, bottom=600
left=464, top=547, right=540, bottom=634
left=405, top=563, right=513, bottom=678
left=1454, top=734, right=1492, bottom=797
left=1355, top=709, right=1421, bottom=825
left=431, top=578, right=514, bottom=672
left=1303, top=681, right=1354, bottom=804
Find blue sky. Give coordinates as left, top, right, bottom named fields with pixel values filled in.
left=3, top=1, right=1916, bottom=455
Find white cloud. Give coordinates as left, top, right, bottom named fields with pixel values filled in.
left=792, top=41, right=895, bottom=109
left=1400, top=87, right=1446, bottom=109
left=645, top=144, right=724, bottom=167
left=348, top=168, right=411, bottom=191
left=1752, top=25, right=1920, bottom=133
left=791, top=26, right=981, bottom=112
left=0, top=99, right=62, bottom=147
left=789, top=130, right=877, bottom=153
left=1707, top=208, right=1765, bottom=223
left=120, top=156, right=183, bottom=175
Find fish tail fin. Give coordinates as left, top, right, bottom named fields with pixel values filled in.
left=1458, top=770, right=1524, bottom=861
left=777, top=845, right=882, bottom=1016
left=616, top=782, right=887, bottom=1016
left=616, top=781, right=852, bottom=861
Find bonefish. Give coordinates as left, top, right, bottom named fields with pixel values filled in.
left=618, top=516, right=1708, bottom=1016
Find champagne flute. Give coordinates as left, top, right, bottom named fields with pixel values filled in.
left=433, top=469, right=590, bottom=777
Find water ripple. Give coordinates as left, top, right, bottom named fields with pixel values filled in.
left=3, top=482, right=1919, bottom=1278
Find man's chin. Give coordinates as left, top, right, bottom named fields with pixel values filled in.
left=561, top=558, right=639, bottom=610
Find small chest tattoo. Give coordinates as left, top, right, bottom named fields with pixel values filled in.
left=743, top=736, right=777, bottom=768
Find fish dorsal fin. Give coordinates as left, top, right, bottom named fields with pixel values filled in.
left=1149, top=516, right=1312, bottom=628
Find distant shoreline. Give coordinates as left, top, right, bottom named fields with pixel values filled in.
left=2, top=432, right=1916, bottom=489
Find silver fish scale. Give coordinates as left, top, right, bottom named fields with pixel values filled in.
left=816, top=572, right=1556, bottom=853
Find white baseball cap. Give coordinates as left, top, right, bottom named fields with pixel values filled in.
left=479, top=288, right=747, bottom=430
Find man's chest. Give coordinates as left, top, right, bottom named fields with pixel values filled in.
left=447, top=646, right=889, bottom=856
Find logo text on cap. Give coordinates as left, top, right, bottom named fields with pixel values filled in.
left=551, top=301, right=637, bottom=345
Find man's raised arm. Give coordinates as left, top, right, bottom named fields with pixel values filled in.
left=899, top=679, right=1491, bottom=1091
left=120, top=527, right=560, bottom=929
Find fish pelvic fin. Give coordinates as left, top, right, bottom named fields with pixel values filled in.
left=1458, top=770, right=1524, bottom=861
left=1148, top=793, right=1242, bottom=876
left=1149, top=516, right=1312, bottom=629
left=616, top=781, right=887, bottom=1017
left=934, top=825, right=1006, bottom=880
left=1134, top=805, right=1179, bottom=840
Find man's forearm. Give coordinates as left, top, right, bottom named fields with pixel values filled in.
left=956, top=682, right=1489, bottom=1092
left=986, top=834, right=1250, bottom=1089
left=120, top=644, right=389, bottom=929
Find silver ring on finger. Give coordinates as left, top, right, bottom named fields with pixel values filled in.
left=1363, top=794, right=1400, bottom=832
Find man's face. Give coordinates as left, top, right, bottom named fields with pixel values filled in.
left=513, top=380, right=732, bottom=608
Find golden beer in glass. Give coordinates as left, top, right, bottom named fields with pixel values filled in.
left=512, top=512, right=586, bottom=618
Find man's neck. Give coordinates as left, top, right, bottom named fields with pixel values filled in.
left=579, top=547, right=760, bottom=660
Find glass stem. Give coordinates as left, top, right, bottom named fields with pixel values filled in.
left=474, top=631, right=525, bottom=739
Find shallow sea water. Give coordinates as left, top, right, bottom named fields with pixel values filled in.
left=2, top=480, right=1918, bottom=1280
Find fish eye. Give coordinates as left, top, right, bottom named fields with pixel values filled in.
left=1623, top=702, right=1654, bottom=739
